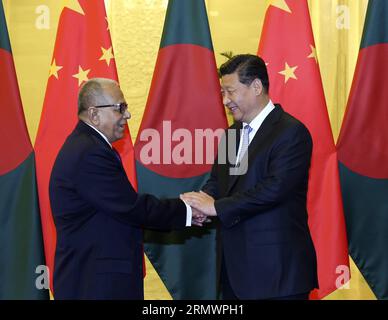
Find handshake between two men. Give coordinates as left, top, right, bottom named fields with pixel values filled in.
left=181, top=191, right=217, bottom=227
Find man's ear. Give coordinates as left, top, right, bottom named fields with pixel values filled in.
left=252, top=78, right=263, bottom=96
left=88, top=107, right=99, bottom=125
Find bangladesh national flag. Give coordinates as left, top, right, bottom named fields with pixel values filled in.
left=135, top=0, right=227, bottom=299
left=337, top=0, right=388, bottom=299
left=34, top=0, right=136, bottom=293
left=258, top=0, right=349, bottom=299
left=0, top=1, right=48, bottom=299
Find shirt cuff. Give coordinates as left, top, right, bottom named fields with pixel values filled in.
left=182, top=200, right=192, bottom=227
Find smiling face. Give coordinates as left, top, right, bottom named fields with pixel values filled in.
left=220, top=72, right=261, bottom=124
left=94, top=83, right=130, bottom=143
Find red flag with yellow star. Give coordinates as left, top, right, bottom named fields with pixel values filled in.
left=258, top=0, right=349, bottom=299
left=34, top=0, right=137, bottom=291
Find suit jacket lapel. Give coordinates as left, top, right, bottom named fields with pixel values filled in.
left=226, top=105, right=283, bottom=195
left=76, top=121, right=111, bottom=149
left=247, top=105, right=283, bottom=161
left=76, top=121, right=122, bottom=165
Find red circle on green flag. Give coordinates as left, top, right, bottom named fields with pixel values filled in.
left=0, top=50, right=32, bottom=175
left=135, top=45, right=227, bottom=178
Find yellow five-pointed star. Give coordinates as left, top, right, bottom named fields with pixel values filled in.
left=62, top=0, right=84, bottom=15
left=73, top=66, right=90, bottom=86
left=269, top=0, right=292, bottom=13
left=99, top=46, right=114, bottom=66
left=308, top=45, right=318, bottom=63
left=279, top=62, right=298, bottom=83
left=49, top=59, right=63, bottom=79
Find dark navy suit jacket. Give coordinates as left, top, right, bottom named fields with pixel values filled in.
left=49, top=121, right=186, bottom=299
left=203, top=105, right=318, bottom=299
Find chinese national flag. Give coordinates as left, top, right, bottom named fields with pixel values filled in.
left=258, top=0, right=349, bottom=299
left=34, top=0, right=137, bottom=292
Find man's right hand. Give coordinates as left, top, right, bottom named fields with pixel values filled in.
left=191, top=208, right=211, bottom=227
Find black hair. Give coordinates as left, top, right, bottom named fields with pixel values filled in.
left=219, top=54, right=269, bottom=93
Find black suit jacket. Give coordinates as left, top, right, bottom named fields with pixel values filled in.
left=49, top=121, right=186, bottom=299
left=203, top=105, right=318, bottom=299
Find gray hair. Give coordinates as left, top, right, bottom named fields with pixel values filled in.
left=78, top=78, right=118, bottom=115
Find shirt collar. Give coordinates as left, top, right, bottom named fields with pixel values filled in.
left=243, top=100, right=275, bottom=133
left=82, top=120, right=112, bottom=148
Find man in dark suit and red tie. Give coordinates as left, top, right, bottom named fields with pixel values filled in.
left=182, top=54, right=318, bottom=300
left=49, top=78, right=205, bottom=300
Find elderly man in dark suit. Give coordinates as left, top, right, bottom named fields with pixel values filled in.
left=182, top=54, right=318, bottom=300
left=49, top=78, right=203, bottom=300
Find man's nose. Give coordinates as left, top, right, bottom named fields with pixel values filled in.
left=123, top=109, right=131, bottom=120
left=223, top=94, right=231, bottom=106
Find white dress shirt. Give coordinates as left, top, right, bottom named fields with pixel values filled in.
left=235, top=100, right=276, bottom=164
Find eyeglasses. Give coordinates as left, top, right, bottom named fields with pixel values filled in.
left=93, top=102, right=128, bottom=114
